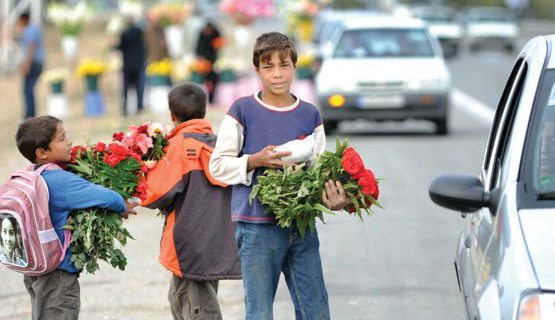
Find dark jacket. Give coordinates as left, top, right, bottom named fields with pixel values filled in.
left=142, top=119, right=241, bottom=280
left=116, top=25, right=145, bottom=72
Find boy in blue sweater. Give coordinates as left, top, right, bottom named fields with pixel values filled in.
left=15, top=115, right=137, bottom=320
left=210, top=32, right=348, bottom=319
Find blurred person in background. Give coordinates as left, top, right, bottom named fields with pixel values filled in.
left=144, top=13, right=169, bottom=64
left=195, top=22, right=223, bottom=104
left=114, top=16, right=146, bottom=116
left=15, top=12, right=44, bottom=119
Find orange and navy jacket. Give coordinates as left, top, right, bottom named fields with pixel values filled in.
left=141, top=119, right=241, bottom=280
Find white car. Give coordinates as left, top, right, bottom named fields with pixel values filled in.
left=430, top=34, right=555, bottom=319
left=315, top=17, right=451, bottom=135
left=461, top=6, right=519, bottom=52
left=412, top=6, right=462, bottom=58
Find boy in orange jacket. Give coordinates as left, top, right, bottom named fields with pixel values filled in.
left=141, top=83, right=241, bottom=320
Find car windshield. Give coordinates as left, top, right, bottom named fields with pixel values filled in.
left=415, top=10, right=455, bottom=23
left=333, top=29, right=435, bottom=58
left=469, top=10, right=514, bottom=23
left=531, top=71, right=555, bottom=194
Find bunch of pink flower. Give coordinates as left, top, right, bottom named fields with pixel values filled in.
left=70, top=121, right=171, bottom=201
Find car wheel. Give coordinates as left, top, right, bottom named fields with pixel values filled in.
left=323, top=121, right=338, bottom=134
left=434, top=118, right=449, bottom=135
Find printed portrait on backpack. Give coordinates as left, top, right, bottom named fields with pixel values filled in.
left=0, top=214, right=27, bottom=266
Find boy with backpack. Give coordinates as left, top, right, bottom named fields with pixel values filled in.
left=209, top=32, right=348, bottom=319
left=4, top=115, right=137, bottom=320
left=141, top=83, right=241, bottom=320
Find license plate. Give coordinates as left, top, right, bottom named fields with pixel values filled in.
left=358, top=95, right=405, bottom=108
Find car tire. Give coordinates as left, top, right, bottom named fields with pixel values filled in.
left=323, top=121, right=338, bottom=134
left=434, top=118, right=449, bottom=135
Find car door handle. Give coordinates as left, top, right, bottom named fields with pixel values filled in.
left=465, top=234, right=472, bottom=249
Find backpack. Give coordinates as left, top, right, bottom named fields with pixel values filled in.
left=0, top=163, right=70, bottom=275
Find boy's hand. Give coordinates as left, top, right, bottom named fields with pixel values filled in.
left=322, top=180, right=348, bottom=211
left=122, top=200, right=138, bottom=219
left=248, top=145, right=292, bottom=170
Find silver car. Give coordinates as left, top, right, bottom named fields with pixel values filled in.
left=429, top=35, right=555, bottom=319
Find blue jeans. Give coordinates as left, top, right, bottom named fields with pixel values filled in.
left=23, top=62, right=43, bottom=119
left=236, top=222, right=330, bottom=320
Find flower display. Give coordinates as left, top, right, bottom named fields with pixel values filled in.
left=67, top=122, right=170, bottom=273
left=146, top=58, right=172, bottom=77
left=47, top=1, right=91, bottom=36
left=43, top=68, right=69, bottom=84
left=148, top=2, right=193, bottom=28
left=76, top=59, right=108, bottom=78
left=250, top=139, right=382, bottom=237
left=220, top=0, right=274, bottom=24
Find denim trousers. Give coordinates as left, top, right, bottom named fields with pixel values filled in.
left=236, top=222, right=330, bottom=320
left=23, top=62, right=43, bottom=119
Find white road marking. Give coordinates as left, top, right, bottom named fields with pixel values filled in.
left=452, top=88, right=495, bottom=125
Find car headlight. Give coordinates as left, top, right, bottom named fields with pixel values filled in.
left=517, top=293, right=555, bottom=320
left=407, top=78, right=448, bottom=91
left=316, top=78, right=357, bottom=94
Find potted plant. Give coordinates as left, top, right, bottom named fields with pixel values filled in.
left=76, top=59, right=107, bottom=116
left=44, top=68, right=70, bottom=118
left=47, top=1, right=91, bottom=60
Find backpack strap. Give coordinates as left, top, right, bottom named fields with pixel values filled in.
left=30, top=163, right=63, bottom=174
left=60, top=228, right=71, bottom=262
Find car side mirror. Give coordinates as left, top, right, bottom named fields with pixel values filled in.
left=429, top=174, right=489, bottom=213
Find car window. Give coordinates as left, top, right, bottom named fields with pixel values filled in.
left=482, top=58, right=525, bottom=176
left=494, top=63, right=527, bottom=188
left=333, top=29, right=434, bottom=58
left=532, top=71, right=555, bottom=192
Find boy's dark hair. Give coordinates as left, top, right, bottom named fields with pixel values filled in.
left=253, top=32, right=297, bottom=69
left=18, top=12, right=30, bottom=23
left=16, top=116, right=61, bottom=163
left=168, top=83, right=206, bottom=122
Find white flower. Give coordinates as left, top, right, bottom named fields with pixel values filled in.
left=144, top=160, right=158, bottom=169
left=147, top=122, right=166, bottom=137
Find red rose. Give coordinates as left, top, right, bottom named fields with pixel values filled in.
left=113, top=132, right=124, bottom=142
left=137, top=125, right=149, bottom=134
left=95, top=142, right=106, bottom=153
left=140, top=163, right=149, bottom=173
left=358, top=169, right=378, bottom=197
left=341, top=147, right=365, bottom=178
left=70, top=146, right=87, bottom=163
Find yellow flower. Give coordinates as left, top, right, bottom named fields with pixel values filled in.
left=44, top=68, right=70, bottom=83
left=296, top=53, right=314, bottom=68
left=146, top=59, right=172, bottom=76
left=76, top=59, right=107, bottom=77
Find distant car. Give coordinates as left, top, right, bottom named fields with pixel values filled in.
left=429, top=35, right=555, bottom=319
left=461, top=6, right=519, bottom=52
left=411, top=6, right=462, bottom=58
left=315, top=17, right=451, bottom=135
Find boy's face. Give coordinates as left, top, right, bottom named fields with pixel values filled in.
left=257, top=51, right=295, bottom=97
left=37, top=122, right=73, bottom=164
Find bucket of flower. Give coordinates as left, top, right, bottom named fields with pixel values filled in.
left=250, top=138, right=383, bottom=238
left=66, top=122, right=170, bottom=273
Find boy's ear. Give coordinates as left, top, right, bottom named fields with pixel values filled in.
left=35, top=148, right=49, bottom=161
left=170, top=112, right=176, bottom=122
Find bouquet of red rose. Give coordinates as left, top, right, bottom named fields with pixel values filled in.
left=250, top=139, right=382, bottom=238
left=67, top=122, right=170, bottom=273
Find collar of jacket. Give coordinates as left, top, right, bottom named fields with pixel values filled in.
left=168, top=119, right=213, bottom=139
